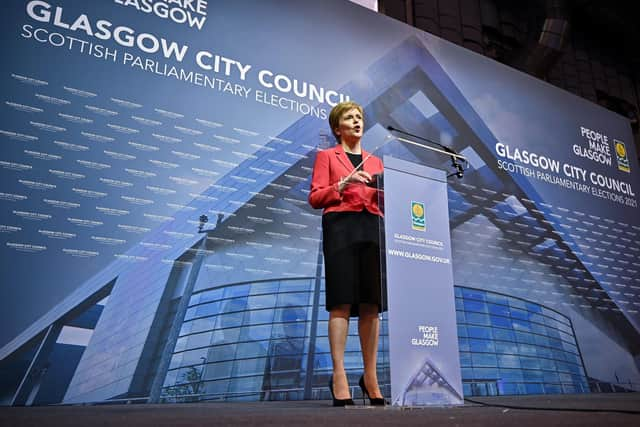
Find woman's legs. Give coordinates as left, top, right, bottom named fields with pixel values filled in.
left=358, top=303, right=383, bottom=398
left=329, top=304, right=351, bottom=399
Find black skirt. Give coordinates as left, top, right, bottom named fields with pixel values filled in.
left=322, top=210, right=387, bottom=317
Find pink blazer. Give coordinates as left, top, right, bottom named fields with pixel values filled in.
left=308, top=145, right=383, bottom=216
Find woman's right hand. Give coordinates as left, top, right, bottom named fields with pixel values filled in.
left=339, top=170, right=372, bottom=192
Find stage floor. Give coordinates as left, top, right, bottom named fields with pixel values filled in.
left=1, top=393, right=639, bottom=426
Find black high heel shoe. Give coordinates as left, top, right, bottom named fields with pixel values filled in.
left=358, top=375, right=386, bottom=406
left=329, top=375, right=355, bottom=407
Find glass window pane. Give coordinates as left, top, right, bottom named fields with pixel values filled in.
left=515, top=331, right=534, bottom=344
left=517, top=343, right=537, bottom=356
left=512, top=320, right=531, bottom=332
left=525, top=383, right=544, bottom=394
left=250, top=281, right=280, bottom=295
left=539, top=357, right=556, bottom=370
left=271, top=321, right=308, bottom=339
left=490, top=315, right=512, bottom=329
left=530, top=313, right=545, bottom=324
left=189, top=317, right=217, bottom=335
left=519, top=356, right=541, bottom=370
left=510, top=308, right=528, bottom=320
left=472, top=353, right=498, bottom=367
left=195, top=302, right=221, bottom=318
left=277, top=292, right=311, bottom=307
left=495, top=341, right=518, bottom=354
left=169, top=353, right=183, bottom=370
left=493, top=329, right=515, bottom=342
left=486, top=293, right=508, bottom=305
left=228, top=374, right=264, bottom=393
left=522, top=369, right=543, bottom=381
left=199, top=288, right=224, bottom=305
left=179, top=348, right=209, bottom=366
left=473, top=367, right=499, bottom=378
left=250, top=308, right=276, bottom=325
left=220, top=297, right=248, bottom=314
left=207, top=343, right=237, bottom=363
left=186, top=331, right=213, bottom=350
left=536, top=347, right=552, bottom=359
left=530, top=322, right=547, bottom=335
left=314, top=352, right=332, bottom=369
left=467, top=312, right=490, bottom=325
left=462, top=288, right=486, bottom=301
left=499, top=368, right=523, bottom=381
left=214, top=326, right=244, bottom=344
left=534, top=335, right=550, bottom=347
left=274, top=306, right=309, bottom=322
left=461, top=368, right=474, bottom=380
left=525, top=302, right=542, bottom=313
left=163, top=369, right=179, bottom=387
left=234, top=357, right=268, bottom=377
left=224, top=285, right=250, bottom=298
left=279, top=279, right=312, bottom=292
left=180, top=320, right=194, bottom=336
left=235, top=341, right=269, bottom=358
left=497, top=354, right=521, bottom=368
left=549, top=338, right=564, bottom=350
left=463, top=383, right=472, bottom=396
left=270, top=338, right=306, bottom=356
left=240, top=324, right=273, bottom=341
left=215, top=311, right=245, bottom=329
left=469, top=339, right=495, bottom=353
left=464, top=300, right=488, bottom=313
left=189, top=293, right=202, bottom=306
left=317, top=308, right=329, bottom=321
left=203, top=361, right=233, bottom=380
left=543, top=371, right=560, bottom=383
left=184, top=307, right=197, bottom=321
left=344, top=351, right=364, bottom=369
left=460, top=352, right=472, bottom=367
left=508, top=298, right=526, bottom=310
left=501, top=382, right=521, bottom=395
left=174, top=336, right=187, bottom=353
left=487, top=303, right=510, bottom=317
left=467, top=326, right=492, bottom=339
left=246, top=294, right=277, bottom=310
left=202, top=378, right=230, bottom=396
left=544, top=384, right=562, bottom=394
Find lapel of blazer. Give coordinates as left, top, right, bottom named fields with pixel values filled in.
left=333, top=145, right=370, bottom=174
left=333, top=145, right=352, bottom=173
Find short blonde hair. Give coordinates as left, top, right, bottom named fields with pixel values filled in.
left=328, top=101, right=364, bottom=142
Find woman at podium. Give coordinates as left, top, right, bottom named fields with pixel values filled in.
left=309, top=101, right=386, bottom=406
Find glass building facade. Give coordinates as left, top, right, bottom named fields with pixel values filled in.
left=160, top=278, right=588, bottom=402
left=455, top=287, right=589, bottom=396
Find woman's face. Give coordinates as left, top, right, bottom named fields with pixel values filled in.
left=335, top=107, right=363, bottom=143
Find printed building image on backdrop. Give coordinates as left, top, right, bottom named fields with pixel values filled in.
left=1, top=0, right=639, bottom=405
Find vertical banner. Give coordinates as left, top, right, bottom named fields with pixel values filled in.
left=383, top=156, right=463, bottom=406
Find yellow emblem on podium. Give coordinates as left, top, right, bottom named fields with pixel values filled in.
left=411, top=201, right=425, bottom=231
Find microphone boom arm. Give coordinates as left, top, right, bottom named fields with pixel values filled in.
left=386, top=126, right=468, bottom=179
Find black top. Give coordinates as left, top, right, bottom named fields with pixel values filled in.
left=345, top=152, right=363, bottom=170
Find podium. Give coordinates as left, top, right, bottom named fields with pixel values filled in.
left=377, top=153, right=464, bottom=406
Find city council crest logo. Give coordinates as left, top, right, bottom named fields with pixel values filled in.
left=411, top=201, right=426, bottom=231
left=614, top=139, right=630, bottom=172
